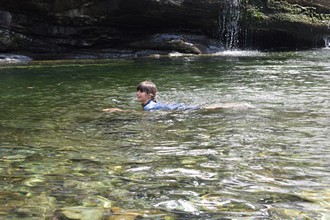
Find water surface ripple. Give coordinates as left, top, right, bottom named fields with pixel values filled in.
left=0, top=50, right=329, bottom=219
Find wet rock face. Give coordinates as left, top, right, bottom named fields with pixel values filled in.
left=0, top=0, right=329, bottom=56
left=243, top=0, right=330, bottom=49
left=0, top=0, right=224, bottom=55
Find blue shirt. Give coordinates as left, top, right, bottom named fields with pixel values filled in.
left=143, top=99, right=200, bottom=111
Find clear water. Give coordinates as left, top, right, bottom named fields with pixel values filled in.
left=0, top=49, right=329, bottom=219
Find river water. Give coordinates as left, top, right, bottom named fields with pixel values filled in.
left=0, top=49, right=329, bottom=219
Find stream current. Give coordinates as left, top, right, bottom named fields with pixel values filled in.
left=0, top=49, right=329, bottom=219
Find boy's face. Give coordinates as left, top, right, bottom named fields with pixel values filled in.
left=136, top=90, right=152, bottom=104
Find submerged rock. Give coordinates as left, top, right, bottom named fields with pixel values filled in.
left=53, top=204, right=175, bottom=220
left=54, top=206, right=105, bottom=220
left=154, top=199, right=199, bottom=214
left=17, top=193, right=57, bottom=219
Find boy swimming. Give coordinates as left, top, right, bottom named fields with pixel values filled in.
left=136, top=81, right=200, bottom=111
left=103, top=80, right=252, bottom=112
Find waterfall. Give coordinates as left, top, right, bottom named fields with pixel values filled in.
left=324, top=36, right=330, bottom=48
left=219, top=0, right=241, bottom=49
left=326, top=22, right=330, bottom=47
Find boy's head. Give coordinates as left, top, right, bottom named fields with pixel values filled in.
left=136, top=81, right=158, bottom=100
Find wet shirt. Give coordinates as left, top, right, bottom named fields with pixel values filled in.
left=143, top=99, right=200, bottom=111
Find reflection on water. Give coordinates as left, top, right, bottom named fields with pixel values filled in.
left=0, top=50, right=329, bottom=219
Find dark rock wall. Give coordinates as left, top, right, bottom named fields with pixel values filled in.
left=0, top=0, right=225, bottom=54
left=0, top=0, right=329, bottom=57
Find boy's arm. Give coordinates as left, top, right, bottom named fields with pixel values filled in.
left=102, top=108, right=126, bottom=112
